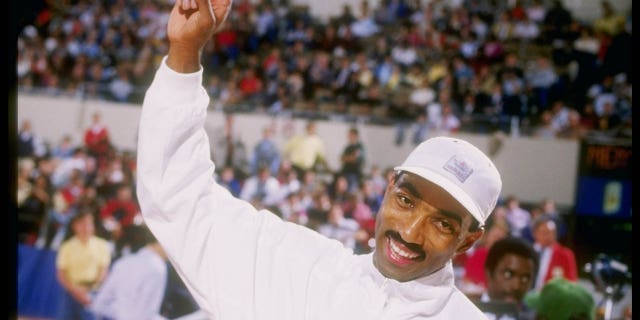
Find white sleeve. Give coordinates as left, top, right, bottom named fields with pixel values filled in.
left=136, top=57, right=353, bottom=319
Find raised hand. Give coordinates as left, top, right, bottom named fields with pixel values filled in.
left=167, top=0, right=232, bottom=72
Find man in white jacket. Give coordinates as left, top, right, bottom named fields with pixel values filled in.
left=136, top=0, right=502, bottom=318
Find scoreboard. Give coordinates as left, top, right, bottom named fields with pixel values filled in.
left=574, top=137, right=632, bottom=218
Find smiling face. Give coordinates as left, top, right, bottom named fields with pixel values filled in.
left=373, top=172, right=483, bottom=282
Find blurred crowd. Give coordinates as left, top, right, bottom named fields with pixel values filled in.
left=18, top=0, right=632, bottom=139
left=17, top=107, right=632, bottom=319
left=16, top=0, right=632, bottom=318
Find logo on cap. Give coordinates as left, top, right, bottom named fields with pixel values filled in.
left=443, top=155, right=473, bottom=183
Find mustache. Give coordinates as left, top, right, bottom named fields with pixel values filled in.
left=385, top=230, right=426, bottom=256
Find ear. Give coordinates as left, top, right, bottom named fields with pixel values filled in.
left=384, top=173, right=397, bottom=194
left=387, top=171, right=395, bottom=184
left=455, top=228, right=484, bottom=255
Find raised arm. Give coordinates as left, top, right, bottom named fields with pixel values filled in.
left=165, top=0, right=230, bottom=73
left=137, top=0, right=362, bottom=318
left=136, top=0, right=250, bottom=315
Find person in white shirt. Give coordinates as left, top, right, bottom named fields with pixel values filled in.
left=317, top=203, right=360, bottom=250
left=91, top=224, right=169, bottom=320
left=136, top=0, right=503, bottom=318
left=238, top=165, right=282, bottom=208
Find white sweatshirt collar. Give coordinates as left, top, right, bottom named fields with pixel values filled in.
left=357, top=253, right=456, bottom=317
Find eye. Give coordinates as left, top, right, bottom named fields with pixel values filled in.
left=502, top=270, right=513, bottom=280
left=396, top=194, right=414, bottom=208
left=433, top=219, right=455, bottom=234
left=520, top=275, right=531, bottom=284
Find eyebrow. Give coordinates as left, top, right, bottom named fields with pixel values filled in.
left=437, top=209, right=463, bottom=226
left=397, top=181, right=421, bottom=199
left=397, top=181, right=463, bottom=226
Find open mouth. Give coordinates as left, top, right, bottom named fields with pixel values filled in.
left=385, top=232, right=425, bottom=266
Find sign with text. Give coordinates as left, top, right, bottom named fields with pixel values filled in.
left=574, top=137, right=632, bottom=218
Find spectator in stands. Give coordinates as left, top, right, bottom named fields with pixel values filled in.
left=277, top=191, right=308, bottom=224
left=317, top=203, right=361, bottom=250
left=91, top=224, right=169, bottom=320
left=250, top=125, right=281, bottom=176
left=593, top=0, right=626, bottom=37
left=38, top=169, right=87, bottom=249
left=586, top=74, right=616, bottom=117
left=526, top=0, right=547, bottom=25
left=18, top=119, right=47, bottom=159
left=239, top=165, right=282, bottom=209
left=327, top=173, right=351, bottom=205
left=283, top=120, right=328, bottom=177
left=211, top=113, right=249, bottom=179
left=350, top=0, right=380, bottom=38
left=408, top=78, right=436, bottom=113
left=339, top=127, right=366, bottom=192
left=596, top=100, right=622, bottom=132
left=336, top=3, right=357, bottom=26
left=137, top=2, right=502, bottom=318
left=435, top=103, right=461, bottom=134
left=56, top=210, right=111, bottom=320
left=342, top=190, right=374, bottom=228
left=17, top=159, right=35, bottom=210
left=51, top=134, right=76, bottom=160
left=18, top=172, right=52, bottom=245
left=525, top=55, right=558, bottom=115
left=360, top=178, right=383, bottom=215
left=556, top=109, right=588, bottom=140
left=16, top=0, right=632, bottom=147
left=50, top=147, right=92, bottom=189
left=305, top=189, right=333, bottom=231
left=522, top=203, right=561, bottom=245
left=531, top=214, right=578, bottom=290
left=542, top=0, right=573, bottom=44
left=99, top=184, right=140, bottom=241
left=108, top=65, right=135, bottom=102
left=476, top=237, right=538, bottom=319
left=532, top=110, right=558, bottom=139
left=504, top=195, right=531, bottom=239
left=237, top=66, right=263, bottom=104
left=549, top=99, right=572, bottom=133
left=462, top=214, right=510, bottom=292
left=216, top=165, right=242, bottom=197
left=84, top=112, right=112, bottom=170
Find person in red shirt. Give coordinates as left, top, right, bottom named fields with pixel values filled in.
left=99, top=184, right=140, bottom=241
left=84, top=111, right=112, bottom=169
left=532, top=214, right=578, bottom=290
left=463, top=214, right=510, bottom=290
left=238, top=67, right=263, bottom=100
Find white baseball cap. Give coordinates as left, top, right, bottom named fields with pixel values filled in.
left=394, top=136, right=502, bottom=225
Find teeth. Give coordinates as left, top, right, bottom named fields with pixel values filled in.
left=389, top=239, right=419, bottom=259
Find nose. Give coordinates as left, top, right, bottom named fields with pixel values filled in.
left=400, top=213, right=427, bottom=244
left=507, top=277, right=524, bottom=292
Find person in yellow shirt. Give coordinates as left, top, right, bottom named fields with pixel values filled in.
left=56, top=209, right=111, bottom=320
left=283, top=120, right=328, bottom=178
left=593, top=0, right=626, bottom=37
